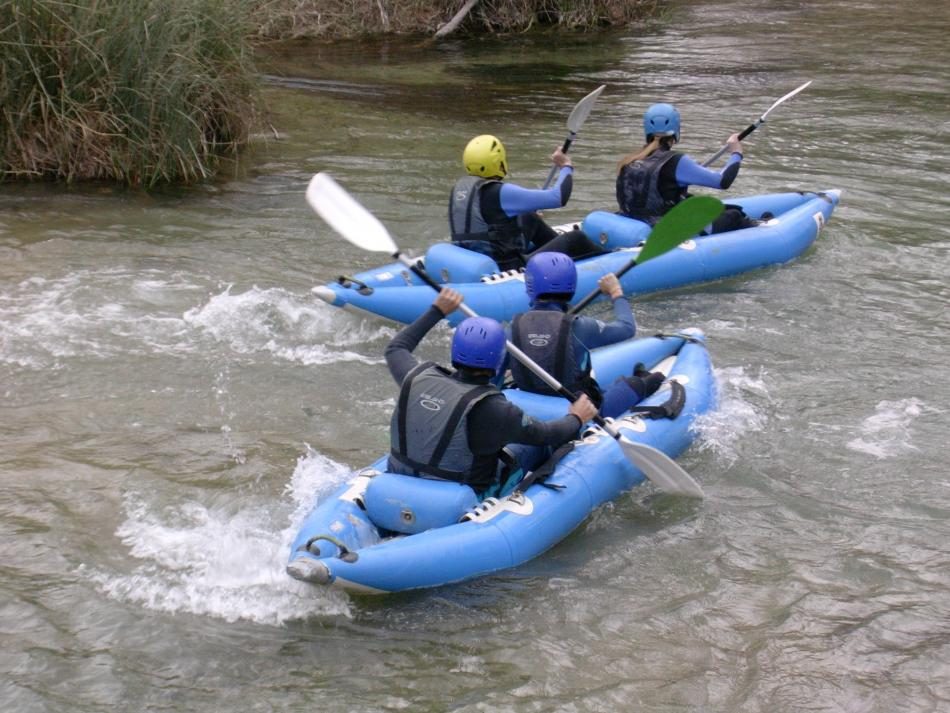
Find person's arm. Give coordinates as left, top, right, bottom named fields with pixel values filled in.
left=674, top=151, right=742, bottom=190
left=384, top=288, right=463, bottom=385
left=571, top=274, right=636, bottom=348
left=498, top=169, right=573, bottom=216
left=467, top=393, right=597, bottom=454
left=497, top=146, right=575, bottom=216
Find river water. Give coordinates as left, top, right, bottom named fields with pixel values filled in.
left=2, top=0, right=949, bottom=710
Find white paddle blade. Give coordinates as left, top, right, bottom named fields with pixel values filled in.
left=619, top=438, right=705, bottom=499
left=566, top=84, right=606, bottom=133
left=306, top=173, right=398, bottom=254
left=763, top=80, right=812, bottom=119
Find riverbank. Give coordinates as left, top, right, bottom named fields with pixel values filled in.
left=250, top=0, right=661, bottom=40
left=0, top=0, right=661, bottom=186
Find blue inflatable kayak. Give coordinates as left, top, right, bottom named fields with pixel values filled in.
left=311, top=189, right=841, bottom=325
left=286, top=329, right=715, bottom=595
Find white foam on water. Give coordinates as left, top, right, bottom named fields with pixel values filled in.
left=692, top=365, right=769, bottom=466
left=0, top=269, right=392, bottom=369
left=183, top=285, right=393, bottom=365
left=846, top=398, right=924, bottom=459
left=86, top=448, right=355, bottom=625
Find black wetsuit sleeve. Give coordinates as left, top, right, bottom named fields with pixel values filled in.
left=466, top=394, right=581, bottom=455
left=719, top=158, right=741, bottom=189
left=384, top=306, right=445, bottom=385
left=558, top=170, right=573, bottom=206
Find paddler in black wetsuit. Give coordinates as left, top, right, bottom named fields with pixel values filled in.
left=384, top=287, right=597, bottom=495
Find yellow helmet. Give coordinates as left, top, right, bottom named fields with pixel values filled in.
left=463, top=135, right=508, bottom=178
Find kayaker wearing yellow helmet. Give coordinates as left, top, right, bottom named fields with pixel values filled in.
left=449, top=134, right=607, bottom=271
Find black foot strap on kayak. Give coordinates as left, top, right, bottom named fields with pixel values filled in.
left=625, top=379, right=686, bottom=421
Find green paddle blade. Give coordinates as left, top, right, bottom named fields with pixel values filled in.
left=636, top=195, right=725, bottom=264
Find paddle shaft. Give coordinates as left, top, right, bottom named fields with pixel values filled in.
left=396, top=252, right=628, bottom=441
left=568, top=256, right=637, bottom=315
left=701, top=80, right=812, bottom=167
left=701, top=121, right=759, bottom=167
left=541, top=131, right=577, bottom=190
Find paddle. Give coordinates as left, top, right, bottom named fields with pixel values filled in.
left=541, top=84, right=606, bottom=189
left=568, top=195, right=724, bottom=315
left=702, top=80, right=813, bottom=167
left=306, top=172, right=705, bottom=499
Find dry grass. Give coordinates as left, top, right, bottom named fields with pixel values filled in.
left=249, top=0, right=661, bottom=40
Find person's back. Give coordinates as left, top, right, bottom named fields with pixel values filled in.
left=385, top=287, right=597, bottom=493
left=616, top=102, right=754, bottom=233
left=509, top=253, right=663, bottom=418
left=449, top=134, right=605, bottom=270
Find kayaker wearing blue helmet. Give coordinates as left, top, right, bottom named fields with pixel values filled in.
left=385, top=287, right=597, bottom=493
left=616, top=103, right=756, bottom=233
left=449, top=134, right=607, bottom=271
left=508, top=252, right=664, bottom=418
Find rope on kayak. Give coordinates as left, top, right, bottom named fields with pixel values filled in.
left=653, top=331, right=704, bottom=344
left=299, top=534, right=358, bottom=562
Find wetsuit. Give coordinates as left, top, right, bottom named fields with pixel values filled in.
left=510, top=298, right=635, bottom=399
left=384, top=306, right=584, bottom=491
left=511, top=297, right=663, bottom=418
left=508, top=297, right=662, bottom=418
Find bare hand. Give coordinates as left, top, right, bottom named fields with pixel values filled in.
left=568, top=394, right=598, bottom=424
left=598, top=273, right=623, bottom=300
left=551, top=147, right=572, bottom=168
left=726, top=132, right=743, bottom=155
left=433, top=287, right=463, bottom=316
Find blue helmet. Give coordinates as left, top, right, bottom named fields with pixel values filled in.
left=524, top=252, right=577, bottom=304
left=451, top=317, right=507, bottom=374
left=643, top=103, right=681, bottom=142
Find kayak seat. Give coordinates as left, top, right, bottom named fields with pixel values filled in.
left=425, top=242, right=501, bottom=283
left=363, top=472, right=479, bottom=534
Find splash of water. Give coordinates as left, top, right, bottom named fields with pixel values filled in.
left=693, top=365, right=770, bottom=466
left=846, top=398, right=923, bottom=459
left=85, top=448, right=355, bottom=625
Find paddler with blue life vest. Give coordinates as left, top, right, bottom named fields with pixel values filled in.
left=449, top=134, right=608, bottom=272
left=508, top=251, right=665, bottom=418
left=616, top=103, right=762, bottom=233
left=384, top=287, right=598, bottom=496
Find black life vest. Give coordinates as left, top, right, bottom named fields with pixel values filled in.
left=388, top=363, right=498, bottom=484
left=510, top=310, right=589, bottom=396
left=616, top=149, right=687, bottom=224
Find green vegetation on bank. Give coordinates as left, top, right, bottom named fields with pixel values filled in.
left=0, top=0, right=258, bottom=185
left=1, top=0, right=659, bottom=185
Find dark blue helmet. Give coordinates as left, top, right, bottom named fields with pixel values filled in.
left=524, top=252, right=577, bottom=305
left=451, top=317, right=507, bottom=374
left=643, top=103, right=681, bottom=142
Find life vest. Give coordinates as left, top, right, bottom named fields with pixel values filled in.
left=616, top=149, right=686, bottom=224
left=448, top=176, right=525, bottom=264
left=510, top=310, right=590, bottom=396
left=388, top=363, right=498, bottom=484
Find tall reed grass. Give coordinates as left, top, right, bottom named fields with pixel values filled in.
left=0, top=0, right=259, bottom=185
